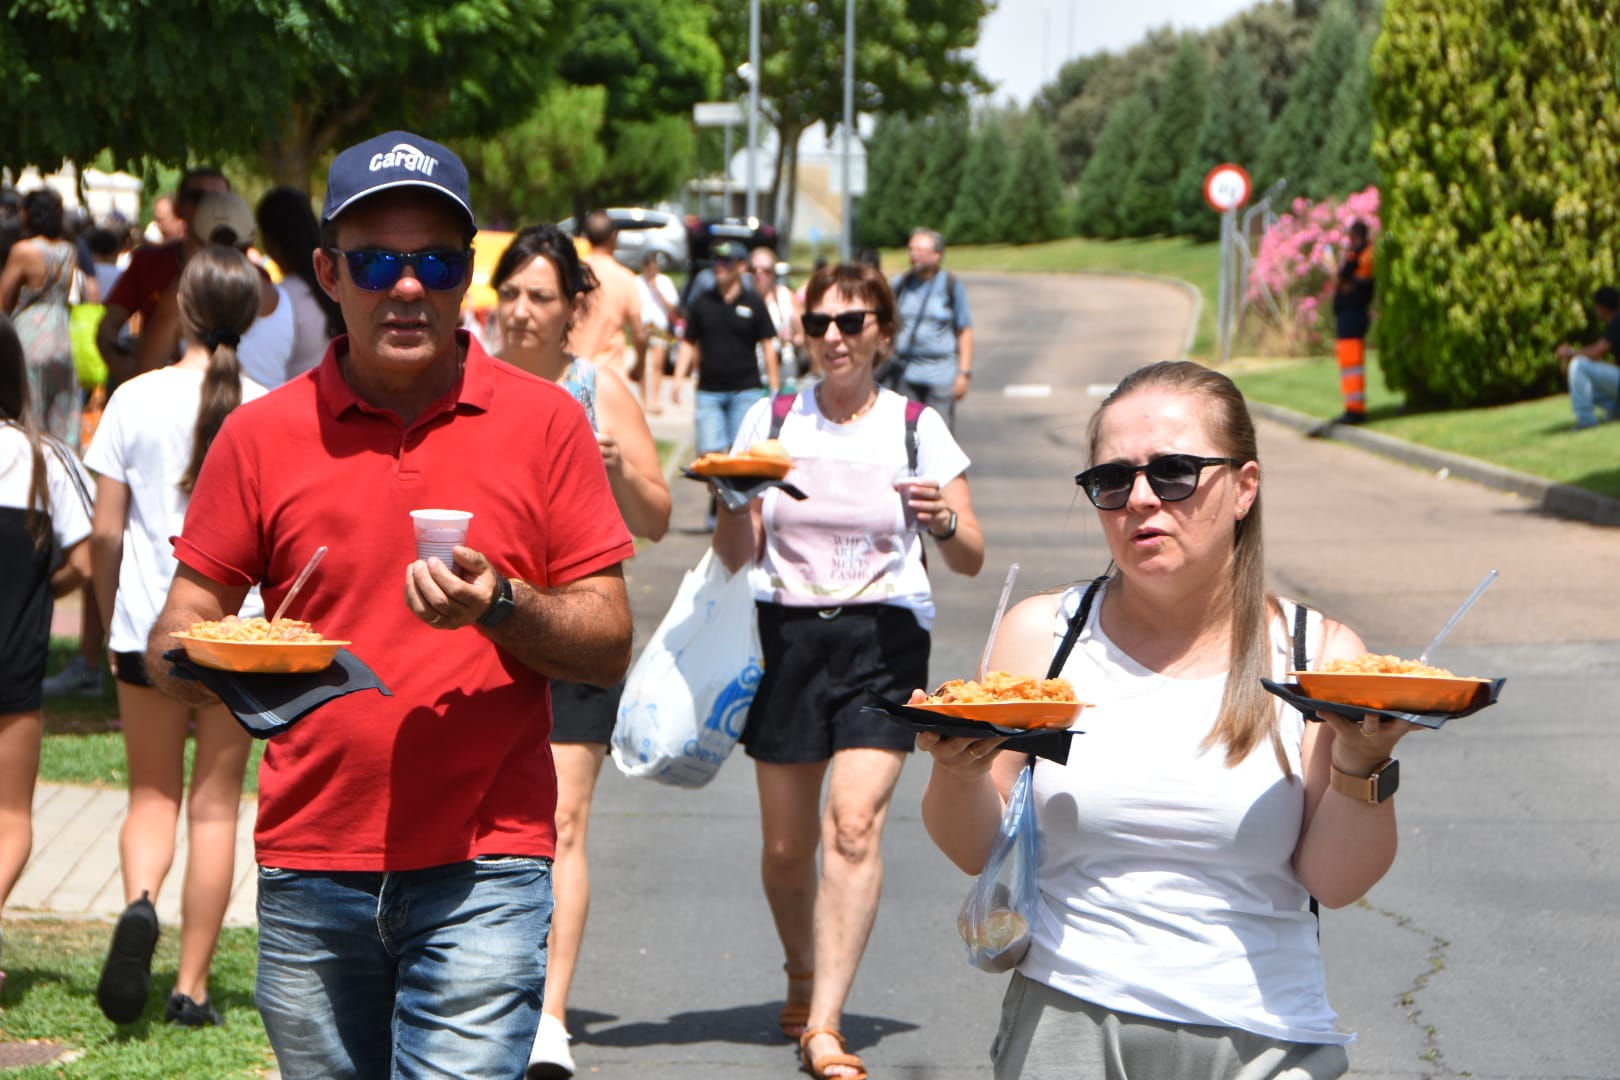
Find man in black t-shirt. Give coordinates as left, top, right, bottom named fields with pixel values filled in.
left=1557, top=285, right=1620, bottom=430
left=673, top=240, right=779, bottom=456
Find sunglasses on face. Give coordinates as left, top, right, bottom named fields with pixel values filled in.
left=802, top=310, right=876, bottom=338
left=1074, top=454, right=1248, bottom=510
left=330, top=248, right=473, bottom=291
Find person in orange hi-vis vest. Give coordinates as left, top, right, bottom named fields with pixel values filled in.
left=1331, top=221, right=1375, bottom=425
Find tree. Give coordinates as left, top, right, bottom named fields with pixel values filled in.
left=1040, top=28, right=1182, bottom=184
left=945, top=118, right=1012, bottom=245
left=1255, top=0, right=1362, bottom=199
left=1175, top=42, right=1271, bottom=239
left=989, top=115, right=1068, bottom=244
left=1119, top=37, right=1209, bottom=237
left=554, top=0, right=722, bottom=214
left=705, top=0, right=991, bottom=243
left=0, top=0, right=588, bottom=187
left=1315, top=27, right=1380, bottom=196
left=858, top=115, right=912, bottom=249
left=913, top=112, right=973, bottom=236
left=1072, top=92, right=1153, bottom=239
left=1373, top=0, right=1620, bottom=405
left=460, top=87, right=609, bottom=229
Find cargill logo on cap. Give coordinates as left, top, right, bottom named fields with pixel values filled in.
left=370, top=143, right=438, bottom=177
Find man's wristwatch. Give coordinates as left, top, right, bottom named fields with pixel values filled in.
left=1330, top=757, right=1399, bottom=804
left=931, top=509, right=959, bottom=541
left=477, top=572, right=517, bottom=629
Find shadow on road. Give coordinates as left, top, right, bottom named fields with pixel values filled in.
left=574, top=1003, right=919, bottom=1052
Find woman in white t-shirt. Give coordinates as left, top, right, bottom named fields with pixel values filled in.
left=256, top=187, right=344, bottom=381
left=919, top=361, right=1420, bottom=1079
left=0, top=313, right=94, bottom=983
left=712, top=262, right=985, bottom=1080
left=84, top=246, right=267, bottom=1028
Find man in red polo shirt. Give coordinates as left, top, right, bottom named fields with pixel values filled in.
left=137, top=131, right=635, bottom=1078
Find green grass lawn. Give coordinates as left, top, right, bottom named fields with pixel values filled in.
left=0, top=920, right=271, bottom=1078
left=1227, top=354, right=1620, bottom=500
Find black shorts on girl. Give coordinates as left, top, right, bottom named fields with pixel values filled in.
left=113, top=650, right=154, bottom=689
left=741, top=601, right=929, bottom=764
left=549, top=678, right=624, bottom=744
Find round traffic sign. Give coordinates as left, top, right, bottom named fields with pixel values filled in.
left=1204, top=164, right=1252, bottom=213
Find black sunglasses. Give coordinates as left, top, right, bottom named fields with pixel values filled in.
left=330, top=248, right=472, bottom=292
left=802, top=310, right=876, bottom=338
left=1075, top=454, right=1247, bottom=510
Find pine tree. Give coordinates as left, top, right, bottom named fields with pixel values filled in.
left=858, top=114, right=910, bottom=249
left=1118, top=38, right=1210, bottom=237
left=1315, top=28, right=1379, bottom=195
left=886, top=120, right=934, bottom=241
left=1256, top=0, right=1362, bottom=199
left=946, top=118, right=1013, bottom=245
left=913, top=111, right=972, bottom=235
left=1072, top=92, right=1153, bottom=239
left=1174, top=42, right=1271, bottom=240
left=989, top=115, right=1068, bottom=244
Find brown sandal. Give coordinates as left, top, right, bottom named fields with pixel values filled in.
left=800, top=1026, right=868, bottom=1080
left=779, top=965, right=814, bottom=1039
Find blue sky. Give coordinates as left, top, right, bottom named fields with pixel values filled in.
left=974, top=0, right=1260, bottom=105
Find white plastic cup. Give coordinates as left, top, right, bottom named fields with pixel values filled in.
left=410, top=509, right=473, bottom=565
left=893, top=477, right=927, bottom=532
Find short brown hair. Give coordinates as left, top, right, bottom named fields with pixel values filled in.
left=803, top=263, right=896, bottom=337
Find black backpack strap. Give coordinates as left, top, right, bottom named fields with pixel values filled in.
left=1047, top=575, right=1108, bottom=680
left=766, top=392, right=796, bottom=439
left=1288, top=597, right=1322, bottom=927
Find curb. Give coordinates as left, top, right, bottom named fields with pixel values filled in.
left=1247, top=400, right=1620, bottom=528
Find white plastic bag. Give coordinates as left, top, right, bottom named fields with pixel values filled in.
left=611, top=549, right=764, bottom=787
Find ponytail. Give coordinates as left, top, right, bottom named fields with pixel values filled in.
left=175, top=246, right=261, bottom=494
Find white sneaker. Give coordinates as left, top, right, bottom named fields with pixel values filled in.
left=526, top=1012, right=575, bottom=1079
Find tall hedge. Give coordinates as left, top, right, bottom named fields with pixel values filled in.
left=946, top=119, right=1013, bottom=245
left=1073, top=92, right=1152, bottom=239
left=1373, top=0, right=1620, bottom=406
left=1119, top=38, right=1209, bottom=237
left=990, top=116, right=1068, bottom=244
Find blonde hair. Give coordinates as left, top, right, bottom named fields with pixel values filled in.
left=1087, top=361, right=1288, bottom=775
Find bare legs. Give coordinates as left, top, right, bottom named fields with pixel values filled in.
left=0, top=710, right=44, bottom=918
left=116, top=681, right=251, bottom=1003
left=539, top=741, right=608, bottom=1026
left=756, top=749, right=906, bottom=1076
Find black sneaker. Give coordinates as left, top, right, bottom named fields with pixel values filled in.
left=165, top=992, right=223, bottom=1027
left=97, top=892, right=160, bottom=1023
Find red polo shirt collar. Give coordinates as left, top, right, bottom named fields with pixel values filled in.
left=313, top=329, right=496, bottom=427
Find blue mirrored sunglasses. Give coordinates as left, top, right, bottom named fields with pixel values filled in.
left=331, top=248, right=472, bottom=291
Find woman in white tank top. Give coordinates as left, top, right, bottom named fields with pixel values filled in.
left=918, top=361, right=1422, bottom=1079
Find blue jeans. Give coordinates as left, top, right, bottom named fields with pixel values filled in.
left=1569, top=356, right=1620, bottom=427
left=696, top=387, right=764, bottom=453
left=256, top=856, right=553, bottom=1080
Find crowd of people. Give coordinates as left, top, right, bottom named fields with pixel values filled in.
left=0, top=128, right=1431, bottom=1080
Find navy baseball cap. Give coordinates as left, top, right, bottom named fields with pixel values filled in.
left=322, top=130, right=477, bottom=236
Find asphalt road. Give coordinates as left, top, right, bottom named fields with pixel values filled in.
left=576, top=272, right=1620, bottom=1079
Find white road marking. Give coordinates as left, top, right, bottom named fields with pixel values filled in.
left=1003, top=384, right=1053, bottom=398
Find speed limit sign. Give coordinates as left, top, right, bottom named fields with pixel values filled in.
left=1204, top=164, right=1252, bottom=213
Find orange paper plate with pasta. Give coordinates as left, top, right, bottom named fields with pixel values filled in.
left=686, top=453, right=794, bottom=480
left=173, top=635, right=351, bottom=675
left=1289, top=672, right=1491, bottom=713
left=903, top=701, right=1087, bottom=730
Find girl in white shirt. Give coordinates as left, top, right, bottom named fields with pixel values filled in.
left=84, top=245, right=268, bottom=1028
left=920, top=361, right=1419, bottom=1079
left=0, top=314, right=94, bottom=986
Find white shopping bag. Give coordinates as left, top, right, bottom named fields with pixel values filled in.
left=611, top=549, right=764, bottom=787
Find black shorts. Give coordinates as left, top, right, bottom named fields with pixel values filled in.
left=113, top=650, right=154, bottom=689
left=549, top=679, right=624, bottom=745
left=741, top=602, right=929, bottom=764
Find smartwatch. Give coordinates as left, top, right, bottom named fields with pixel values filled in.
left=931, top=508, right=959, bottom=541
left=1330, top=757, right=1398, bottom=804
left=477, top=572, right=517, bottom=629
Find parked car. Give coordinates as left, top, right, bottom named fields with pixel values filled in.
left=558, top=208, right=689, bottom=273
left=692, top=217, right=780, bottom=264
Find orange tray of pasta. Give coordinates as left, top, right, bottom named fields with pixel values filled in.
left=908, top=673, right=1090, bottom=730
left=174, top=617, right=349, bottom=675
left=1291, top=653, right=1490, bottom=713
left=686, top=452, right=794, bottom=480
